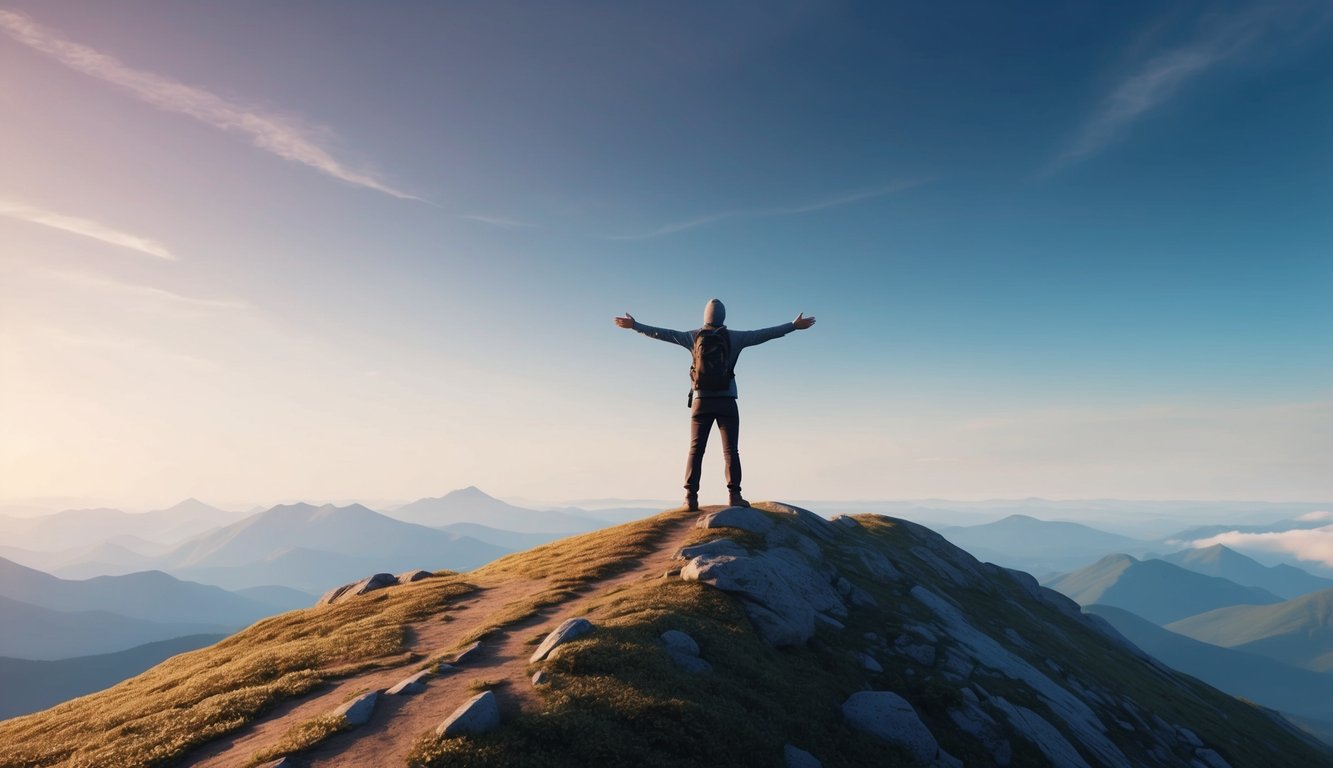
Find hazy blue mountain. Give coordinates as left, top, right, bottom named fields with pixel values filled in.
left=937, top=514, right=1150, bottom=573
left=1045, top=554, right=1283, bottom=624
left=0, top=595, right=229, bottom=660
left=158, top=503, right=508, bottom=592
left=231, top=584, right=316, bottom=611
left=1166, top=589, right=1333, bottom=673
left=435, top=522, right=571, bottom=550
left=1087, top=604, right=1333, bottom=725
left=1162, top=517, right=1332, bottom=546
left=0, top=634, right=225, bottom=720
left=389, top=486, right=603, bottom=533
left=1158, top=544, right=1333, bottom=600
left=0, top=557, right=279, bottom=626
left=0, top=499, right=240, bottom=553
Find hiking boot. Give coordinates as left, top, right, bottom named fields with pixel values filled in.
left=685, top=492, right=700, bottom=512
left=728, top=493, right=750, bottom=508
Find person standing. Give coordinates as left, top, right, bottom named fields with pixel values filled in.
left=614, top=299, right=816, bottom=511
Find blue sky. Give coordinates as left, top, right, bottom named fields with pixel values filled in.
left=1, top=1, right=1330, bottom=507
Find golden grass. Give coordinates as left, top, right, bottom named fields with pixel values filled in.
left=244, top=713, right=348, bottom=766
left=471, top=509, right=688, bottom=583
left=0, top=576, right=476, bottom=768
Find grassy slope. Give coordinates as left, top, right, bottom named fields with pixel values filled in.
left=0, top=512, right=684, bottom=768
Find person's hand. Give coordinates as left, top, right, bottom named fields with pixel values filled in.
left=614, top=312, right=636, bottom=329
left=793, top=312, right=816, bottom=330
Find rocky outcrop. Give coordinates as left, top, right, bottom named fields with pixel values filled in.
left=385, top=670, right=432, bottom=696
left=530, top=617, right=594, bottom=663
left=696, top=507, right=775, bottom=535
left=318, top=569, right=434, bottom=605
left=783, top=743, right=822, bottom=768
left=661, top=629, right=711, bottom=673
left=435, top=690, right=500, bottom=738
left=841, top=691, right=939, bottom=763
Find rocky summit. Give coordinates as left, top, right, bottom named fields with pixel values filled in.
left=1, top=502, right=1329, bottom=768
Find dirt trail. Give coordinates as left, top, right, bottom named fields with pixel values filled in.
left=185, top=509, right=704, bottom=768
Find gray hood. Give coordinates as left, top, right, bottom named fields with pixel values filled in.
left=703, top=298, right=726, bottom=329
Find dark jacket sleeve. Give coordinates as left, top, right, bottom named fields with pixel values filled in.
left=630, top=321, right=694, bottom=350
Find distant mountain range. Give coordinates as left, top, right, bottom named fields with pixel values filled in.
left=159, top=502, right=509, bottom=592
left=1159, top=544, right=1333, bottom=600
left=1044, top=554, right=1283, bottom=624
left=937, top=514, right=1150, bottom=574
left=0, top=499, right=244, bottom=554
left=387, top=486, right=605, bottom=533
left=0, top=634, right=225, bottom=720
left=1088, top=604, right=1333, bottom=724
left=0, top=595, right=227, bottom=660
left=1166, top=589, right=1333, bottom=673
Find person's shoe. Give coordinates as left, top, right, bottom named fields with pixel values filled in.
left=685, top=492, right=700, bottom=512
left=728, top=493, right=750, bottom=508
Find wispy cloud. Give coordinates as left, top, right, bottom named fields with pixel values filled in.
left=0, top=199, right=174, bottom=260
left=460, top=214, right=536, bottom=229
left=0, top=10, right=419, bottom=201
left=602, top=179, right=926, bottom=240
left=1048, top=6, right=1317, bottom=170
left=44, top=268, right=250, bottom=313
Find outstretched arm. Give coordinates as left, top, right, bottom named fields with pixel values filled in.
left=731, top=312, right=816, bottom=349
left=614, top=313, right=693, bottom=349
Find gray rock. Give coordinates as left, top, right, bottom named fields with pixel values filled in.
left=911, top=545, right=971, bottom=588
left=832, top=514, right=861, bottom=529
left=947, top=701, right=1010, bottom=767
left=683, top=552, right=836, bottom=646
left=939, top=650, right=974, bottom=679
left=697, top=507, right=775, bottom=534
left=386, top=670, right=431, bottom=695
left=396, top=569, right=434, bottom=583
left=453, top=641, right=482, bottom=664
left=1194, top=749, right=1231, bottom=768
left=668, top=652, right=713, bottom=673
left=676, top=538, right=747, bottom=560
left=1177, top=727, right=1203, bottom=748
left=255, top=759, right=297, bottom=768
left=660, top=630, right=700, bottom=657
left=435, top=690, right=500, bottom=738
left=763, top=501, right=839, bottom=542
left=858, top=652, right=883, bottom=672
left=318, top=572, right=398, bottom=605
left=530, top=617, right=594, bottom=662
left=898, top=642, right=936, bottom=667
left=531, top=670, right=551, bottom=686
left=332, top=690, right=379, bottom=727
left=841, top=691, right=939, bottom=763
left=784, top=744, right=822, bottom=768
left=849, top=547, right=903, bottom=582
left=990, top=696, right=1091, bottom=768
left=741, top=600, right=813, bottom=647
left=934, top=748, right=964, bottom=768
left=815, top=611, right=845, bottom=629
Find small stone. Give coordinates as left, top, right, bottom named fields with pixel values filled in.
left=435, top=690, right=500, bottom=738
left=332, top=691, right=378, bottom=727
left=815, top=612, right=845, bottom=629
left=858, top=652, right=883, bottom=673
left=453, top=641, right=482, bottom=664
left=784, top=744, right=822, bottom=768
left=1193, top=748, right=1231, bottom=768
left=255, top=759, right=296, bottom=768
left=668, top=651, right=713, bottom=673
left=531, top=670, right=551, bottom=686
left=386, top=670, right=431, bottom=695
left=530, top=617, right=594, bottom=663
left=661, top=630, right=700, bottom=657
left=396, top=569, right=434, bottom=583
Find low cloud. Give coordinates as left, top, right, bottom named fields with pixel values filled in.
left=1, top=199, right=174, bottom=260
left=1190, top=526, right=1333, bottom=568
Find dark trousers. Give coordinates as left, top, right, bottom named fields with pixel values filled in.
left=684, top=396, right=741, bottom=493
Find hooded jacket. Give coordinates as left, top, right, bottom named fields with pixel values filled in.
left=629, top=299, right=797, bottom=398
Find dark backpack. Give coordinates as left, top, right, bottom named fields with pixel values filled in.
left=691, top=329, right=733, bottom=391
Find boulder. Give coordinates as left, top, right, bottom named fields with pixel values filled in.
left=858, top=652, right=883, bottom=673
left=848, top=547, right=902, bottom=582
left=386, top=670, right=432, bottom=696
left=784, top=744, right=822, bottom=768
left=1193, top=748, right=1232, bottom=768
left=675, top=538, right=747, bottom=560
left=530, top=617, right=594, bottom=663
left=531, top=670, right=551, bottom=686
left=435, top=690, right=500, bottom=738
left=763, top=501, right=839, bottom=542
left=332, top=690, right=379, bottom=727
left=396, top=569, right=434, bottom=583
left=841, top=691, right=939, bottom=763
left=452, top=641, right=483, bottom=664
left=697, top=507, right=775, bottom=535
left=661, top=630, right=700, bottom=657
left=318, top=573, right=398, bottom=605
left=990, top=696, right=1091, bottom=768
left=682, top=554, right=815, bottom=646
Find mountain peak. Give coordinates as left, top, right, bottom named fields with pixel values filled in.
left=7, top=502, right=1328, bottom=768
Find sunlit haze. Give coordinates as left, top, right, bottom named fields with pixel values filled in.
left=2, top=2, right=1331, bottom=510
